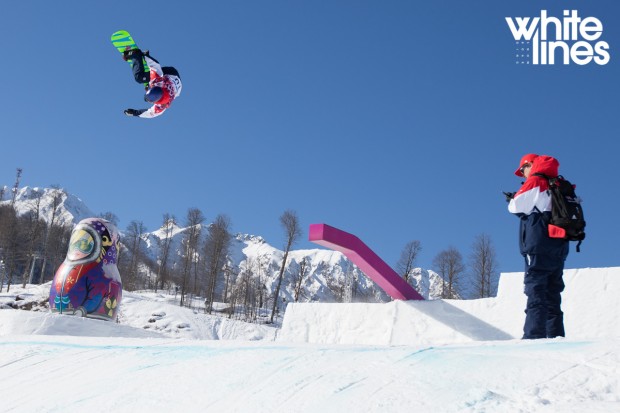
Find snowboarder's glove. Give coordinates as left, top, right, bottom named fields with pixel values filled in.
left=503, top=191, right=516, bottom=202
left=122, top=48, right=141, bottom=61
left=124, top=109, right=139, bottom=117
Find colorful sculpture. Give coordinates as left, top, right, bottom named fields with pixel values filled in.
left=49, top=218, right=122, bottom=321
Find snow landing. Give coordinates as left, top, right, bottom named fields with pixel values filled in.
left=279, top=267, right=620, bottom=345
left=1, top=267, right=619, bottom=412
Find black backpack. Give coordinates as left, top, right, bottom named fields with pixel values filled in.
left=534, top=173, right=586, bottom=252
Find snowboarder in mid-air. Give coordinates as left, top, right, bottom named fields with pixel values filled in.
left=122, top=48, right=182, bottom=118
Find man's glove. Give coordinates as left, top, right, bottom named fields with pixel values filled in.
left=124, top=109, right=139, bottom=117
left=503, top=191, right=516, bottom=202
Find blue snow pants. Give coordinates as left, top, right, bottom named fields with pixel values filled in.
left=522, top=254, right=566, bottom=339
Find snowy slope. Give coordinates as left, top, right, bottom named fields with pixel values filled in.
left=0, top=335, right=617, bottom=413
left=0, top=283, right=278, bottom=341
left=1, top=267, right=619, bottom=412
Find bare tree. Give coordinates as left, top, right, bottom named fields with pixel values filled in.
left=229, top=263, right=260, bottom=322
left=10, top=168, right=22, bottom=207
left=156, top=214, right=176, bottom=291
left=38, top=186, right=63, bottom=283
left=396, top=240, right=422, bottom=282
left=204, top=214, right=232, bottom=313
left=246, top=255, right=262, bottom=310
left=122, top=220, right=148, bottom=290
left=1, top=169, right=23, bottom=292
left=270, top=210, right=302, bottom=323
left=0, top=183, right=71, bottom=291
left=325, top=271, right=346, bottom=302
left=470, top=233, right=499, bottom=298
left=432, top=247, right=465, bottom=299
left=20, top=190, right=45, bottom=287
left=0, top=205, right=19, bottom=292
left=222, top=264, right=237, bottom=304
left=179, top=209, right=204, bottom=307
left=46, top=224, right=72, bottom=282
left=292, top=257, right=309, bottom=302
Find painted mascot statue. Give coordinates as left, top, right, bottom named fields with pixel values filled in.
left=49, top=218, right=122, bottom=321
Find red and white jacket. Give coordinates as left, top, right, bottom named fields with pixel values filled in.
left=138, top=56, right=182, bottom=119
left=508, top=155, right=569, bottom=257
left=508, top=156, right=557, bottom=216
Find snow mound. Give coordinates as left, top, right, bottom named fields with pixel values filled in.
left=1, top=285, right=277, bottom=341
left=0, top=310, right=162, bottom=338
left=119, top=291, right=277, bottom=341
left=279, top=267, right=620, bottom=345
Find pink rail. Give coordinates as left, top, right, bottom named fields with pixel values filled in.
left=309, top=223, right=424, bottom=301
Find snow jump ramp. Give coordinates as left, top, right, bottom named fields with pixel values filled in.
left=280, top=267, right=620, bottom=346
left=279, top=224, right=620, bottom=345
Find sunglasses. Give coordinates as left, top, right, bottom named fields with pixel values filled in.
left=520, top=163, right=532, bottom=175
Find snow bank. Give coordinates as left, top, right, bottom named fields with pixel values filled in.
left=119, top=291, right=278, bottom=341
left=0, top=310, right=162, bottom=338
left=279, top=267, right=620, bottom=345
left=2, top=334, right=617, bottom=413
left=0, top=285, right=278, bottom=341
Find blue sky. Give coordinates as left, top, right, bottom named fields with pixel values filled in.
left=1, top=0, right=619, bottom=275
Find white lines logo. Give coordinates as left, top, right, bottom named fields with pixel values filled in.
left=506, top=10, right=610, bottom=65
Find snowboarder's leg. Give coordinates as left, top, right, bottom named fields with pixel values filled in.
left=125, top=49, right=150, bottom=85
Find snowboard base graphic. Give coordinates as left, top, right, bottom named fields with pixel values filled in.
left=111, top=30, right=149, bottom=87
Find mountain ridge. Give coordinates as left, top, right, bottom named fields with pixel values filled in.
left=1, top=185, right=447, bottom=301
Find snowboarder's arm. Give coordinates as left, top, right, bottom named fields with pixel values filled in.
left=124, top=106, right=165, bottom=119
left=137, top=105, right=165, bottom=118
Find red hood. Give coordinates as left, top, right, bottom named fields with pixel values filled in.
left=530, top=155, right=559, bottom=177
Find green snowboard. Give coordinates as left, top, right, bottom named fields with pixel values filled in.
left=111, top=30, right=149, bottom=87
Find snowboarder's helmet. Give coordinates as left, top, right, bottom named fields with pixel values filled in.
left=515, top=153, right=539, bottom=177
left=145, top=87, right=164, bottom=103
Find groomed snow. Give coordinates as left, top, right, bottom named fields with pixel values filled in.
left=1, top=267, right=619, bottom=412
left=280, top=267, right=620, bottom=345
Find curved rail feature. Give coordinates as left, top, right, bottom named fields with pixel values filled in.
left=309, top=223, right=424, bottom=301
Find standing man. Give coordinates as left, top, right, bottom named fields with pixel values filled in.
left=507, top=154, right=569, bottom=339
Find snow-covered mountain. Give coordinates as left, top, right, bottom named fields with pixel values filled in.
left=143, top=222, right=446, bottom=302
left=2, top=186, right=446, bottom=301
left=407, top=267, right=448, bottom=299
left=0, top=186, right=94, bottom=227
left=143, top=224, right=393, bottom=303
